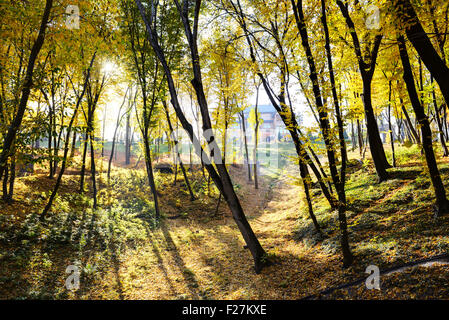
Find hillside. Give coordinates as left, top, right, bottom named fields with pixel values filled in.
left=1, top=146, right=449, bottom=300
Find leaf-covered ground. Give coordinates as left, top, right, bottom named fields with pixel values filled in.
left=1, top=145, right=449, bottom=299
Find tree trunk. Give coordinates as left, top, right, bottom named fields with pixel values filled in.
left=2, top=163, right=8, bottom=201
left=144, top=137, right=161, bottom=219
left=351, top=119, right=356, bottom=151
left=79, top=132, right=88, bottom=192
left=240, top=111, right=252, bottom=182
left=48, top=102, right=54, bottom=178
left=321, top=0, right=353, bottom=266
left=69, top=130, right=77, bottom=164
left=299, top=161, right=321, bottom=233
left=362, top=77, right=390, bottom=181
left=108, top=90, right=129, bottom=181
left=89, top=133, right=97, bottom=209
left=102, top=105, right=107, bottom=158
left=388, top=81, right=396, bottom=167
left=357, top=119, right=363, bottom=156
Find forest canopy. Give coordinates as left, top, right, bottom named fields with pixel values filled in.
left=1, top=0, right=449, bottom=300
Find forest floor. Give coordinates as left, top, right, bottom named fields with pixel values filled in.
left=1, top=144, right=449, bottom=299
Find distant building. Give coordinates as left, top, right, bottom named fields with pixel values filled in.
left=238, top=104, right=291, bottom=143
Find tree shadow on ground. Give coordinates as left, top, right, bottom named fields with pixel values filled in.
left=144, top=225, right=179, bottom=297
left=159, top=222, right=201, bottom=299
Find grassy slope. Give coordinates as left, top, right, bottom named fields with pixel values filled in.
left=1, top=144, right=449, bottom=299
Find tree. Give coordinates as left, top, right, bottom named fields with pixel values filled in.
left=134, top=0, right=268, bottom=273
left=392, top=0, right=449, bottom=108
left=336, top=0, right=391, bottom=182
left=122, top=0, right=166, bottom=219
left=319, top=0, right=353, bottom=266
left=0, top=0, right=53, bottom=182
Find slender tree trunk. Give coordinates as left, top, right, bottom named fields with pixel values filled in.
left=443, top=104, right=449, bottom=140
left=2, top=163, right=8, bottom=201
left=252, top=84, right=261, bottom=190
left=240, top=111, right=252, bottom=182
left=305, top=142, right=333, bottom=195
left=125, top=110, right=131, bottom=166
left=108, top=131, right=118, bottom=181
left=108, top=90, right=129, bottom=181
left=48, top=105, right=54, bottom=178
left=69, top=130, right=77, bottom=164
left=400, top=95, right=421, bottom=144
left=79, top=132, right=88, bottom=192
left=431, top=76, right=449, bottom=156
left=52, top=98, right=58, bottom=177
left=102, top=105, right=107, bottom=158
left=388, top=82, right=396, bottom=167
left=357, top=119, right=363, bottom=156
left=144, top=137, right=161, bottom=219
left=398, top=120, right=404, bottom=144
left=6, top=155, right=15, bottom=203
left=300, top=162, right=321, bottom=233
left=89, top=133, right=97, bottom=209
left=351, top=119, right=356, bottom=151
